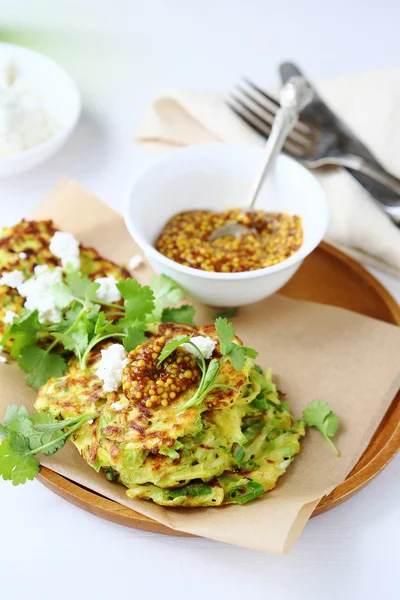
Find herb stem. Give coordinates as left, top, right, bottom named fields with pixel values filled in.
left=324, top=435, right=340, bottom=457
left=25, top=412, right=98, bottom=456
left=80, top=332, right=125, bottom=370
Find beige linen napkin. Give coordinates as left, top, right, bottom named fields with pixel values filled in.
left=136, top=66, right=400, bottom=277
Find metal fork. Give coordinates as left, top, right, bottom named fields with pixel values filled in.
left=228, top=78, right=400, bottom=198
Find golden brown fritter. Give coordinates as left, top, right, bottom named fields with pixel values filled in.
left=0, top=219, right=130, bottom=337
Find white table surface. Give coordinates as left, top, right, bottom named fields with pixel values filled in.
left=1, top=1, right=400, bottom=598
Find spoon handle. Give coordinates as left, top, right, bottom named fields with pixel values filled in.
left=247, top=76, right=313, bottom=212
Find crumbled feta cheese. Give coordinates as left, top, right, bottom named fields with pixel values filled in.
left=4, top=310, right=18, bottom=325
left=17, top=266, right=63, bottom=324
left=49, top=231, right=81, bottom=270
left=18, top=251, right=27, bottom=259
left=0, top=345, right=7, bottom=363
left=0, top=269, right=24, bottom=288
left=111, top=401, right=125, bottom=411
left=87, top=420, right=94, bottom=424
left=128, top=254, right=144, bottom=271
left=95, top=344, right=128, bottom=393
left=181, top=336, right=217, bottom=360
left=94, top=276, right=121, bottom=303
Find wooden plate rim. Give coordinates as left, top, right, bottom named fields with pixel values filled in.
left=37, top=241, right=400, bottom=534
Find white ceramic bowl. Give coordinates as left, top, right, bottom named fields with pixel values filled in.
left=0, top=43, right=81, bottom=178
left=125, top=143, right=329, bottom=307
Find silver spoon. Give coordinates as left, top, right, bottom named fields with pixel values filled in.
left=208, top=76, right=313, bottom=242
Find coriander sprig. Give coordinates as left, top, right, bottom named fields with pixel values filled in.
left=0, top=405, right=97, bottom=485
left=303, top=400, right=340, bottom=456
left=158, top=318, right=258, bottom=409
left=1, top=272, right=193, bottom=390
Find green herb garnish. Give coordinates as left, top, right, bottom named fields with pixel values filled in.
left=0, top=405, right=97, bottom=485
left=158, top=317, right=258, bottom=409
left=1, top=272, right=193, bottom=390
left=303, top=400, right=340, bottom=456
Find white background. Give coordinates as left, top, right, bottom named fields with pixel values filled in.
left=0, top=1, right=399, bottom=598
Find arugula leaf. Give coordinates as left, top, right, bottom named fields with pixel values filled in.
left=1, top=311, right=40, bottom=359
left=215, top=317, right=235, bottom=354
left=123, top=325, right=148, bottom=352
left=18, top=346, right=67, bottom=390
left=162, top=305, right=196, bottom=325
left=117, top=279, right=155, bottom=323
left=158, top=335, right=191, bottom=364
left=303, top=400, right=340, bottom=456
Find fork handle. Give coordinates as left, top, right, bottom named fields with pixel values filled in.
left=247, top=77, right=312, bottom=211
left=332, top=153, right=400, bottom=196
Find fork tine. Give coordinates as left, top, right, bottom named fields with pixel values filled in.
left=226, top=100, right=304, bottom=158
left=241, top=77, right=314, bottom=136
left=234, top=86, right=313, bottom=147
left=230, top=93, right=310, bottom=151
left=242, top=76, right=280, bottom=108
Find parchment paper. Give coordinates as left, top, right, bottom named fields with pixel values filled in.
left=1, top=180, right=399, bottom=554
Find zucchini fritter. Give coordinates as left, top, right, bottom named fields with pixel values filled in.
left=35, top=324, right=305, bottom=507
left=0, top=219, right=129, bottom=337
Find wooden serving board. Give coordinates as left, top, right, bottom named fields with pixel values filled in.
left=37, top=242, right=400, bottom=533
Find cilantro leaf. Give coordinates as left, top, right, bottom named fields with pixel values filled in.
left=66, top=270, right=92, bottom=299
left=212, top=307, right=239, bottom=319
left=150, top=274, right=186, bottom=321
left=215, top=318, right=258, bottom=371
left=303, top=400, right=340, bottom=456
left=18, top=346, right=67, bottom=390
left=162, top=305, right=196, bottom=325
left=215, top=317, right=235, bottom=354
left=1, top=311, right=40, bottom=359
left=0, top=440, right=39, bottom=485
left=51, top=283, right=75, bottom=309
left=3, top=405, right=30, bottom=426
left=53, top=319, right=88, bottom=358
left=0, top=407, right=98, bottom=485
left=158, top=335, right=191, bottom=364
left=85, top=281, right=101, bottom=302
left=116, top=279, right=155, bottom=323
left=123, top=325, right=148, bottom=352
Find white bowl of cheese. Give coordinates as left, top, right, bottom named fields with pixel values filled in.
left=0, top=42, right=81, bottom=178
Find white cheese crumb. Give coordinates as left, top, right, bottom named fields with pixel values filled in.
left=94, top=276, right=121, bottom=303
left=111, top=401, right=125, bottom=411
left=4, top=310, right=18, bottom=325
left=0, top=269, right=25, bottom=288
left=95, top=344, right=128, bottom=393
left=0, top=345, right=6, bottom=363
left=128, top=255, right=144, bottom=271
left=181, top=336, right=217, bottom=360
left=18, top=251, right=27, bottom=259
left=17, top=265, right=63, bottom=324
left=49, top=231, right=81, bottom=270
left=87, top=420, right=94, bottom=424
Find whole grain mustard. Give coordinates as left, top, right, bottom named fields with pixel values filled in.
left=155, top=209, right=303, bottom=273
